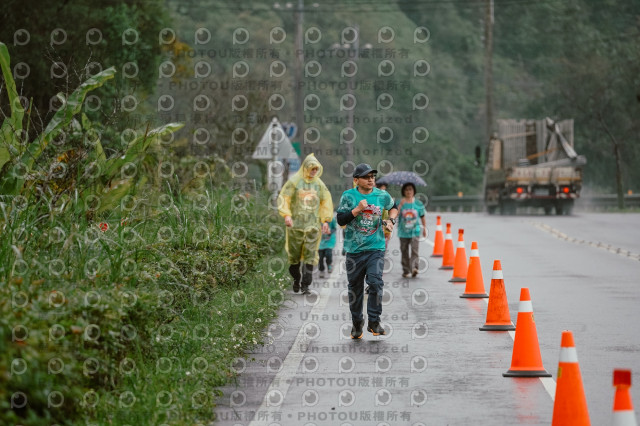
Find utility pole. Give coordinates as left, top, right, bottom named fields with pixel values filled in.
left=294, top=0, right=304, bottom=155
left=269, top=119, right=280, bottom=202
left=484, top=0, right=494, bottom=149
left=346, top=25, right=359, bottom=189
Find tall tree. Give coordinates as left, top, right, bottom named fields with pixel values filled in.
left=1, top=0, right=171, bottom=132
left=541, top=1, right=640, bottom=203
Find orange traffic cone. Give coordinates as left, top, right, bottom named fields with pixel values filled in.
left=439, top=223, right=454, bottom=270
left=460, top=242, right=488, bottom=298
left=612, top=369, right=637, bottom=426
left=431, top=215, right=444, bottom=257
left=449, top=229, right=468, bottom=282
left=503, top=287, right=551, bottom=377
left=551, top=330, right=590, bottom=425
left=479, top=260, right=515, bottom=330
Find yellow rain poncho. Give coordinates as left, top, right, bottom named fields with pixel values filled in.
left=278, top=153, right=333, bottom=265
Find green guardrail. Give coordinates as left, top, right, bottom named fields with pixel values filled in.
left=427, top=194, right=640, bottom=212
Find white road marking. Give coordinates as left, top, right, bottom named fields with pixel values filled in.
left=417, top=234, right=555, bottom=399
left=250, top=232, right=556, bottom=424
left=532, top=222, right=640, bottom=262
left=482, top=299, right=556, bottom=400
left=248, top=275, right=333, bottom=426
left=540, top=377, right=557, bottom=400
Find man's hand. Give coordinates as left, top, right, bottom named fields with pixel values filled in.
left=383, top=220, right=394, bottom=233
left=352, top=199, right=368, bottom=216
left=422, top=228, right=427, bottom=238
left=322, top=222, right=330, bottom=234
left=284, top=216, right=293, bottom=227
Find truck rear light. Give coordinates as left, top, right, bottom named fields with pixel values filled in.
left=562, top=187, right=570, bottom=193
left=516, top=187, right=524, bottom=194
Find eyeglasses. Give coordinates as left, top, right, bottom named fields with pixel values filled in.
left=359, top=175, right=376, bottom=180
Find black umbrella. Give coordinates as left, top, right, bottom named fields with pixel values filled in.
left=376, top=171, right=427, bottom=187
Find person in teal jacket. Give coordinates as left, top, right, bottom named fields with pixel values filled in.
left=317, top=213, right=337, bottom=279
left=337, top=163, right=398, bottom=338
left=397, top=182, right=427, bottom=278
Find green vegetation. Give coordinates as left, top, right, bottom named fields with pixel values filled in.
left=0, top=185, right=286, bottom=425
left=157, top=0, right=487, bottom=196
left=0, top=43, right=287, bottom=425
left=4, top=1, right=637, bottom=197
left=162, top=0, right=639, bottom=198
left=1, top=0, right=170, bottom=133
left=397, top=0, right=640, bottom=199
left=1, top=1, right=638, bottom=423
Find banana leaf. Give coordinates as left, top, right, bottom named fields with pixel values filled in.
left=0, top=65, right=116, bottom=195
left=100, top=122, right=184, bottom=181
left=23, top=67, right=116, bottom=171
left=81, top=113, right=107, bottom=165
left=0, top=42, right=25, bottom=171
left=79, top=122, right=183, bottom=215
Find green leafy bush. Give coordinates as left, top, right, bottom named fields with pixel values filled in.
left=0, top=186, right=286, bottom=425
left=1, top=42, right=288, bottom=424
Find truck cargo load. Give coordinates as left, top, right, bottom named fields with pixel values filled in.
left=483, top=117, right=586, bottom=215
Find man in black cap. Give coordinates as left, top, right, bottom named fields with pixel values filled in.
left=336, top=163, right=398, bottom=338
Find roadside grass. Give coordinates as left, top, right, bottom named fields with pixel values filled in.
left=94, top=254, right=288, bottom=425
left=0, top=182, right=287, bottom=425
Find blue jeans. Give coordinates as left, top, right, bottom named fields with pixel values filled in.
left=346, top=250, right=385, bottom=322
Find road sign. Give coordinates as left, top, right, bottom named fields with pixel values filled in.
left=288, top=157, right=301, bottom=174
left=252, top=117, right=299, bottom=161
left=281, top=122, right=298, bottom=139
left=291, top=142, right=301, bottom=156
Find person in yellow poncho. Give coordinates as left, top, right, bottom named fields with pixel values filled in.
left=278, top=153, right=333, bottom=294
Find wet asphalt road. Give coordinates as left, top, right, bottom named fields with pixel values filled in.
left=212, top=212, right=640, bottom=425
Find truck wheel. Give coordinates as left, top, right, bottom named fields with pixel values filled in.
left=500, top=201, right=515, bottom=215
left=567, top=203, right=574, bottom=215
left=555, top=200, right=574, bottom=215
left=487, top=205, right=497, bottom=215
left=564, top=200, right=574, bottom=216
left=544, top=206, right=553, bottom=215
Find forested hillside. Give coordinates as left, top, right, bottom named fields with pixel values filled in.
left=164, top=0, right=639, bottom=196
left=0, top=1, right=639, bottom=424
left=2, top=0, right=638, bottom=197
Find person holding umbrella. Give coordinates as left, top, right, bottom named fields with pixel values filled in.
left=375, top=171, right=427, bottom=188
left=397, top=182, right=427, bottom=278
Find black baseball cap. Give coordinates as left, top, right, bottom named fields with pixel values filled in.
left=353, top=163, right=378, bottom=178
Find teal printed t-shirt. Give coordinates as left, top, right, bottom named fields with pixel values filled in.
left=337, top=187, right=394, bottom=253
left=397, top=200, right=426, bottom=238
left=318, top=216, right=337, bottom=250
